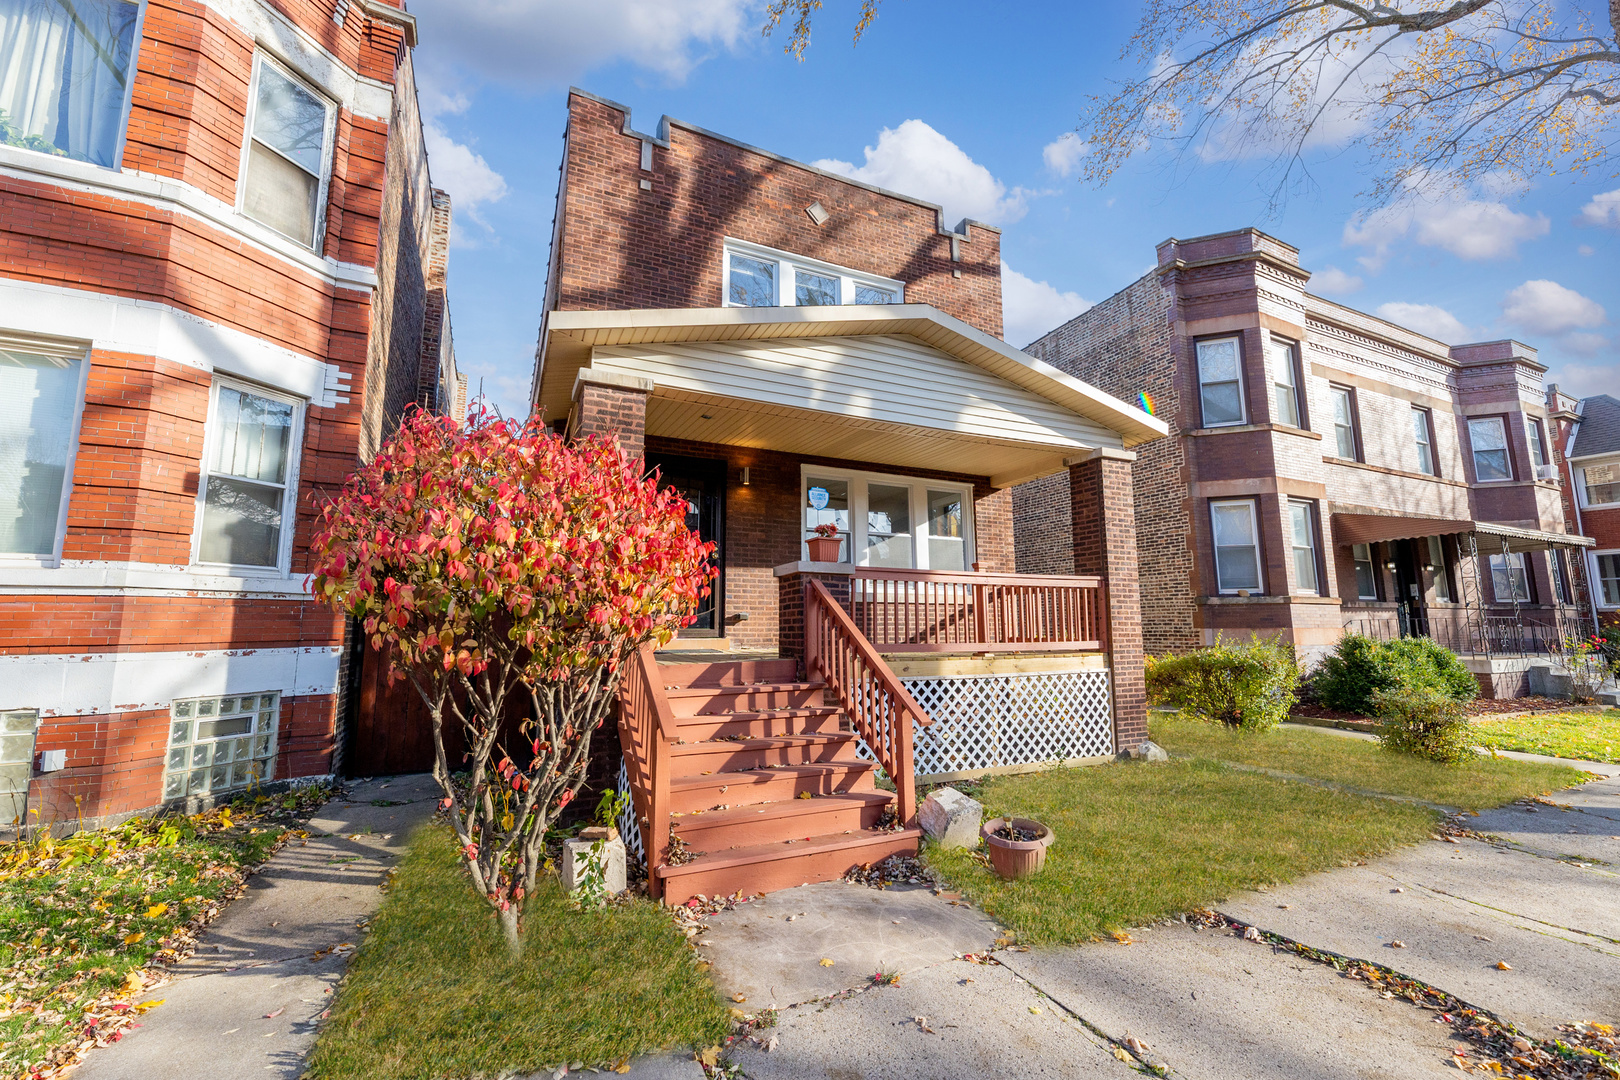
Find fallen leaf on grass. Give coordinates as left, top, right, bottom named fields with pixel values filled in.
left=123, top=932, right=144, bottom=945
left=145, top=904, right=168, bottom=918
left=818, top=958, right=834, bottom=967
left=132, top=1000, right=162, bottom=1014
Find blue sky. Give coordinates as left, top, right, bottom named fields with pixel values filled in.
left=408, top=0, right=1619, bottom=422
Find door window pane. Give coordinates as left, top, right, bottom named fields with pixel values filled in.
left=0, top=0, right=141, bottom=167
left=1468, top=418, right=1511, bottom=481
left=1489, top=553, right=1530, bottom=602
left=1196, top=339, right=1244, bottom=426
left=1352, top=543, right=1378, bottom=600
left=1330, top=386, right=1358, bottom=460
left=0, top=347, right=82, bottom=556
left=926, top=489, right=966, bottom=571
left=728, top=254, right=776, bottom=306
left=1413, top=408, right=1436, bottom=475
left=854, top=283, right=896, bottom=304
left=1270, top=340, right=1299, bottom=427
left=1427, top=536, right=1451, bottom=602
left=198, top=387, right=294, bottom=568
left=1598, top=554, right=1620, bottom=607
left=1287, top=501, right=1318, bottom=594
left=795, top=270, right=840, bottom=307
left=865, top=483, right=912, bottom=568
left=1584, top=463, right=1620, bottom=507
left=242, top=62, right=329, bottom=246
left=1211, top=500, right=1261, bottom=593
left=803, top=476, right=849, bottom=562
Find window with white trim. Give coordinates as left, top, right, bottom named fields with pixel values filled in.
left=1468, top=417, right=1512, bottom=481
left=1351, top=543, right=1379, bottom=600
left=1210, top=499, right=1262, bottom=594
left=0, top=335, right=91, bottom=562
left=1286, top=499, right=1320, bottom=595
left=725, top=240, right=902, bottom=308
left=1269, top=337, right=1301, bottom=427
left=194, top=380, right=303, bottom=572
left=0, top=0, right=145, bottom=168
left=1412, top=407, right=1437, bottom=476
left=240, top=55, right=334, bottom=248
left=1195, top=338, right=1245, bottom=427
left=1581, top=462, right=1620, bottom=507
left=1489, top=553, right=1531, bottom=602
left=1329, top=385, right=1360, bottom=461
left=163, top=694, right=278, bottom=800
left=801, top=469, right=973, bottom=570
left=1527, top=417, right=1548, bottom=471
left=1595, top=552, right=1620, bottom=608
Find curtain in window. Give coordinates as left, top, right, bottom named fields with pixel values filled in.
left=0, top=349, right=81, bottom=556
left=0, top=0, right=140, bottom=167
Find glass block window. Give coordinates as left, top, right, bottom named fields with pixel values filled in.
left=162, top=694, right=279, bottom=800
left=0, top=710, right=38, bottom=825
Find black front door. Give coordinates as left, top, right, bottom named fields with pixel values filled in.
left=647, top=455, right=725, bottom=633
left=1393, top=538, right=1426, bottom=637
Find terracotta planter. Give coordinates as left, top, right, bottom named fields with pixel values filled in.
left=807, top=536, right=842, bottom=563
left=981, top=817, right=1054, bottom=880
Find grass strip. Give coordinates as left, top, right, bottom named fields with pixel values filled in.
left=1475, top=710, right=1620, bottom=766
left=1152, top=716, right=1589, bottom=810
left=307, top=824, right=729, bottom=1080
left=925, top=757, right=1438, bottom=945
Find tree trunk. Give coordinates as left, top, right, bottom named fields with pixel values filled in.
left=498, top=904, right=521, bottom=953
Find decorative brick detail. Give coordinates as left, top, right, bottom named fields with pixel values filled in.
left=1070, top=455, right=1148, bottom=752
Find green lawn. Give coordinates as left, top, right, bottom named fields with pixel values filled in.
left=1152, top=715, right=1588, bottom=810
left=307, top=825, right=729, bottom=1080
left=925, top=757, right=1438, bottom=945
left=1475, top=710, right=1620, bottom=765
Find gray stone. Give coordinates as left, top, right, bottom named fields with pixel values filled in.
left=1121, top=740, right=1169, bottom=762
left=561, top=833, right=627, bottom=895
left=918, top=786, right=983, bottom=849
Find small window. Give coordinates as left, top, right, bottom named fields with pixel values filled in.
left=241, top=57, right=333, bottom=248
left=1468, top=417, right=1512, bottom=481
left=0, top=0, right=143, bottom=167
left=1269, top=339, right=1301, bottom=427
left=1329, top=385, right=1359, bottom=460
left=1527, top=418, right=1548, bottom=471
left=1412, top=408, right=1437, bottom=476
left=1489, top=553, right=1531, bottom=602
left=855, top=283, right=897, bottom=304
left=795, top=269, right=840, bottom=306
left=1210, top=499, right=1261, bottom=594
left=1196, top=338, right=1245, bottom=427
left=1582, top=463, right=1620, bottom=507
left=163, top=694, right=279, bottom=800
left=1286, top=500, right=1320, bottom=595
left=1596, top=553, right=1620, bottom=607
left=723, top=241, right=902, bottom=310
left=728, top=253, right=777, bottom=306
left=1427, top=536, right=1452, bottom=602
left=0, top=710, right=38, bottom=824
left=196, top=381, right=301, bottom=571
left=1352, top=543, right=1379, bottom=600
left=0, top=340, right=89, bottom=559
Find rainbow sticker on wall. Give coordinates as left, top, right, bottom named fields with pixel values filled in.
left=1138, top=391, right=1157, bottom=416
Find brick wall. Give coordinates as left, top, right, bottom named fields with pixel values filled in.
left=1069, top=455, right=1148, bottom=750
left=573, top=380, right=650, bottom=461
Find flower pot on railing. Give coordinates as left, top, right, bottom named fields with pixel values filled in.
left=981, top=817, right=1054, bottom=880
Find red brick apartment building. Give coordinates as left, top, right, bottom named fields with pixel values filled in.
left=531, top=90, right=1169, bottom=899
left=0, top=0, right=464, bottom=828
left=1014, top=229, right=1592, bottom=697
left=1554, top=391, right=1620, bottom=633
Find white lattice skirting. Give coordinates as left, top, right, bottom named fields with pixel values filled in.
left=859, top=670, right=1114, bottom=780
left=616, top=759, right=646, bottom=871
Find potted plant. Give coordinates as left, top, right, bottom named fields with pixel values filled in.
left=980, top=816, right=1054, bottom=880
left=807, top=523, right=842, bottom=563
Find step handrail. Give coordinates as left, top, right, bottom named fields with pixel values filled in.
left=617, top=641, right=676, bottom=898
left=803, top=577, right=931, bottom=826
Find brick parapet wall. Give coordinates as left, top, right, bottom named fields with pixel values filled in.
left=574, top=381, right=650, bottom=461
left=1069, top=456, right=1148, bottom=752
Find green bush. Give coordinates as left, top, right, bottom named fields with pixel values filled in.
left=1314, top=634, right=1478, bottom=714
left=1146, top=636, right=1299, bottom=731
left=1370, top=687, right=1476, bottom=765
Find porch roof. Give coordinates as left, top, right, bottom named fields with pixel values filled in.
left=536, top=306, right=1170, bottom=475
left=1329, top=511, right=1595, bottom=553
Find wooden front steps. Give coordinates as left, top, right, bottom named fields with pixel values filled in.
left=652, top=657, right=918, bottom=904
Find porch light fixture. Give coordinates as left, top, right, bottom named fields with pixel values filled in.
left=1423, top=563, right=1436, bottom=572
left=1385, top=560, right=1398, bottom=571
left=740, top=467, right=750, bottom=486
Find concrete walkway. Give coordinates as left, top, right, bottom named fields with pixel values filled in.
left=76, top=774, right=441, bottom=1080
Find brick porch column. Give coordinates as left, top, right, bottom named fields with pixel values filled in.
left=570, top=369, right=652, bottom=461
left=1069, top=448, right=1147, bottom=754
left=775, top=563, right=854, bottom=674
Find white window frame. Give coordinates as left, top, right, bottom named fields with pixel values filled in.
left=1412, top=406, right=1437, bottom=477
left=1351, top=543, right=1379, bottom=600
left=1427, top=535, right=1452, bottom=602
left=799, top=465, right=974, bottom=571
left=723, top=239, right=904, bottom=310
left=1526, top=417, right=1549, bottom=471
left=1467, top=416, right=1514, bottom=483
left=0, top=333, right=93, bottom=569
left=1592, top=550, right=1620, bottom=609
left=1285, top=498, right=1321, bottom=596
left=1210, top=497, right=1263, bottom=595
left=190, top=376, right=306, bottom=576
left=1578, top=459, right=1620, bottom=509
left=1195, top=336, right=1247, bottom=428
left=1269, top=336, right=1301, bottom=428
left=1328, top=384, right=1360, bottom=461
left=235, top=52, right=338, bottom=251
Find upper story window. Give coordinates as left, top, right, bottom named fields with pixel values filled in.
left=724, top=240, right=902, bottom=309
left=0, top=335, right=90, bottom=563
left=1210, top=498, right=1262, bottom=594
left=801, top=468, right=973, bottom=571
left=194, top=380, right=303, bottom=573
left=1269, top=337, right=1302, bottom=427
left=241, top=55, right=334, bottom=249
left=1412, top=407, right=1437, bottom=476
left=1467, top=416, right=1512, bottom=482
left=1595, top=552, right=1620, bottom=608
left=0, top=0, right=143, bottom=168
left=1195, top=338, right=1245, bottom=427
left=1580, top=461, right=1620, bottom=507
left=1328, top=384, right=1360, bottom=461
left=1526, top=417, right=1549, bottom=473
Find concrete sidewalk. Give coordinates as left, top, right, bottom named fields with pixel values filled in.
left=76, top=774, right=441, bottom=1080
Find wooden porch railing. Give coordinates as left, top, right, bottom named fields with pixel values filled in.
left=846, top=568, right=1107, bottom=653
left=805, top=578, right=932, bottom=825
left=617, top=641, right=675, bottom=899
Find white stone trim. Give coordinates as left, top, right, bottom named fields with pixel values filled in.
left=208, top=0, right=396, bottom=120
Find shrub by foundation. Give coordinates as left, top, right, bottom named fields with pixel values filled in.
left=1146, top=636, right=1299, bottom=731
left=1315, top=635, right=1478, bottom=715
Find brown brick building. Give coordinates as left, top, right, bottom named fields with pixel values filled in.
left=1554, top=391, right=1620, bottom=634
left=0, top=0, right=463, bottom=826
left=1015, top=229, right=1591, bottom=696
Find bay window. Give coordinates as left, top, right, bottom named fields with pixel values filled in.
left=1210, top=499, right=1262, bottom=594
left=1527, top=417, right=1548, bottom=472
left=240, top=55, right=334, bottom=248
left=194, top=380, right=302, bottom=572
left=1581, top=462, right=1620, bottom=507
left=1468, top=417, right=1512, bottom=481
left=1269, top=338, right=1301, bottom=427
left=1195, top=338, right=1245, bottom=427
left=801, top=469, right=973, bottom=570
left=1412, top=407, right=1436, bottom=476
left=0, top=336, right=89, bottom=561
left=725, top=240, right=903, bottom=309
left=0, top=0, right=143, bottom=168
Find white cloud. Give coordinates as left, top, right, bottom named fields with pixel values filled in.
left=1501, top=280, right=1606, bottom=336
left=1579, top=189, right=1620, bottom=228
left=424, top=122, right=509, bottom=246
left=1310, top=265, right=1363, bottom=295
left=410, top=0, right=752, bottom=85
left=1545, top=357, right=1620, bottom=399
left=1345, top=195, right=1550, bottom=269
left=1042, top=133, right=1089, bottom=177
left=814, top=120, right=1032, bottom=226
left=1375, top=302, right=1470, bottom=344
left=1002, top=262, right=1090, bottom=348
left=1579, top=244, right=1596, bottom=256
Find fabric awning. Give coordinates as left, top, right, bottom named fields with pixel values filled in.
left=1329, top=512, right=1595, bottom=553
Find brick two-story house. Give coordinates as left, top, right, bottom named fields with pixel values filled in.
left=0, top=0, right=463, bottom=828
left=1555, top=391, right=1620, bottom=634
left=1014, top=229, right=1591, bottom=696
